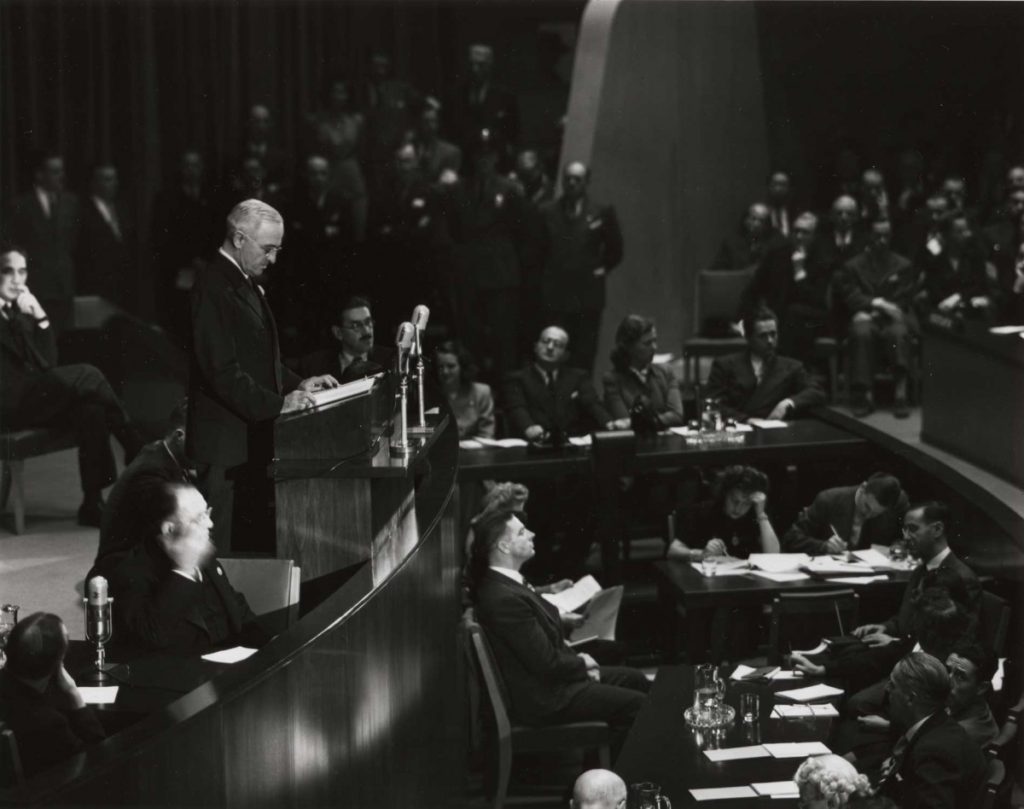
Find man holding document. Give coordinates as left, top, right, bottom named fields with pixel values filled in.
left=468, top=508, right=648, bottom=754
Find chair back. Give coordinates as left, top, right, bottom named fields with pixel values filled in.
left=218, top=557, right=300, bottom=621
left=464, top=614, right=514, bottom=746
left=769, top=589, right=860, bottom=665
left=979, top=590, right=1010, bottom=657
left=0, top=722, right=24, bottom=789
left=694, top=267, right=756, bottom=335
left=591, top=430, right=637, bottom=479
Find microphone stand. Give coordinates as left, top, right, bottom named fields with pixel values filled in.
left=390, top=354, right=413, bottom=458
left=409, top=326, right=431, bottom=433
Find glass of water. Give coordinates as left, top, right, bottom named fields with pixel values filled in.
left=740, top=691, right=759, bottom=724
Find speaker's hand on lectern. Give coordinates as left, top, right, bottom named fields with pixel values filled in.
left=298, top=374, right=340, bottom=392
left=282, top=391, right=316, bottom=413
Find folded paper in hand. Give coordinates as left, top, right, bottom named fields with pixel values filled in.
left=567, top=585, right=624, bottom=647
left=541, top=575, right=602, bottom=613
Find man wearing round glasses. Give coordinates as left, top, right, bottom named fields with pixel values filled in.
left=294, top=294, right=393, bottom=382
left=188, top=199, right=339, bottom=553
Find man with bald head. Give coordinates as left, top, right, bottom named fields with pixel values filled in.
left=188, top=199, right=338, bottom=552
left=571, top=769, right=628, bottom=809
left=712, top=202, right=782, bottom=270
left=538, top=161, right=623, bottom=373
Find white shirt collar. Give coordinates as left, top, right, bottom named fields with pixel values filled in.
left=218, top=246, right=250, bottom=282
left=35, top=186, right=51, bottom=217
left=490, top=565, right=524, bottom=585
left=750, top=354, right=765, bottom=382
left=925, top=546, right=952, bottom=571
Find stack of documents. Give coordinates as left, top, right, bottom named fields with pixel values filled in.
left=703, top=741, right=830, bottom=761
left=690, top=558, right=751, bottom=577
left=731, top=664, right=804, bottom=681
left=475, top=437, right=529, bottom=448
left=776, top=683, right=844, bottom=702
left=771, top=703, right=839, bottom=718
left=541, top=576, right=624, bottom=647
left=749, top=553, right=810, bottom=572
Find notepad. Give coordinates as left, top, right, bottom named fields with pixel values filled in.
left=704, top=745, right=771, bottom=762
left=690, top=786, right=758, bottom=801
left=79, top=686, right=119, bottom=704
left=776, top=683, right=844, bottom=702
left=763, top=741, right=831, bottom=758
left=752, top=781, right=800, bottom=797
left=201, top=646, right=258, bottom=664
left=772, top=703, right=839, bottom=718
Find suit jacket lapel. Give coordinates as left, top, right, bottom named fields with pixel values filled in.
left=206, top=562, right=244, bottom=634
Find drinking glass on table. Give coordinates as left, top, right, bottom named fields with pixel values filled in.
left=0, top=604, right=19, bottom=668
left=631, top=781, right=673, bottom=809
left=740, top=691, right=759, bottom=723
left=701, top=556, right=720, bottom=577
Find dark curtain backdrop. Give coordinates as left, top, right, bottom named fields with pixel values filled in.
left=1, top=0, right=448, bottom=316
left=755, top=1, right=1024, bottom=210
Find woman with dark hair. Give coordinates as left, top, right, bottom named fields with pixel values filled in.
left=667, top=465, right=779, bottom=561
left=435, top=340, right=495, bottom=440
left=306, top=77, right=367, bottom=240
left=0, top=612, right=106, bottom=776
left=603, top=315, right=683, bottom=428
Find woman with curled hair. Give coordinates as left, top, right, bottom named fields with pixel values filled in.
left=794, top=754, right=875, bottom=808
left=603, top=315, right=683, bottom=429
left=667, top=465, right=779, bottom=561
left=435, top=340, right=495, bottom=440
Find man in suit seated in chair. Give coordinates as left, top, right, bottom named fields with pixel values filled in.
left=108, top=481, right=270, bottom=655
left=704, top=306, right=826, bottom=422
left=292, top=294, right=394, bottom=383
left=468, top=508, right=649, bottom=755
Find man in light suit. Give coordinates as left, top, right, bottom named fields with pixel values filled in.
left=5, top=150, right=80, bottom=334
left=783, top=472, right=908, bottom=555
left=469, top=508, right=648, bottom=754
left=539, top=161, right=624, bottom=373
left=705, top=306, right=825, bottom=422
left=187, top=199, right=338, bottom=553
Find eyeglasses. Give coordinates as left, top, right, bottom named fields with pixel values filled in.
left=239, top=231, right=283, bottom=257
left=341, top=317, right=374, bottom=332
left=538, top=337, right=567, bottom=348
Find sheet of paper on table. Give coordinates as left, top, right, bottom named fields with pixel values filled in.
left=767, top=669, right=804, bottom=680
left=749, top=553, right=811, bottom=572
left=752, top=781, right=800, bottom=797
left=730, top=664, right=776, bottom=680
left=989, top=325, right=1024, bottom=334
left=425, top=407, right=440, bottom=415
left=475, top=437, right=529, bottom=448
left=747, top=418, right=789, bottom=429
left=772, top=703, right=840, bottom=718
left=704, top=745, right=772, bottom=762
left=79, top=686, right=119, bottom=704
left=831, top=575, right=889, bottom=585
left=459, top=439, right=484, bottom=450
left=568, top=435, right=593, bottom=447
left=763, top=741, right=831, bottom=758
left=776, top=683, right=844, bottom=702
left=750, top=570, right=811, bottom=583
left=541, top=575, right=602, bottom=613
left=201, top=646, right=258, bottom=664
left=690, top=559, right=750, bottom=577
left=803, top=558, right=875, bottom=575
left=852, top=547, right=896, bottom=568
left=690, top=786, right=758, bottom=801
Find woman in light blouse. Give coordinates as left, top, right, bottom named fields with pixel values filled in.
left=435, top=340, right=495, bottom=439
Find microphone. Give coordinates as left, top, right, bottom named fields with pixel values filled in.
left=85, top=576, right=114, bottom=679
left=395, top=321, right=416, bottom=374
left=410, top=305, right=430, bottom=357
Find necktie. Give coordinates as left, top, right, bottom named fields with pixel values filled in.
left=107, top=206, right=122, bottom=240
left=877, top=733, right=910, bottom=786
left=547, top=371, right=557, bottom=397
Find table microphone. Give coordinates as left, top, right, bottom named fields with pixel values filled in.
left=392, top=322, right=416, bottom=457
left=395, top=321, right=416, bottom=376
left=85, top=576, right=114, bottom=682
left=411, top=305, right=430, bottom=356
left=410, top=305, right=430, bottom=429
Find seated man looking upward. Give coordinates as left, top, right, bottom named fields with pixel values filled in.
left=503, top=324, right=614, bottom=443
left=108, top=481, right=270, bottom=654
left=875, top=652, right=986, bottom=809
left=469, top=508, right=649, bottom=755
left=90, top=399, right=193, bottom=581
left=292, top=294, right=393, bottom=383
left=704, top=306, right=825, bottom=422
left=793, top=501, right=981, bottom=698
left=0, top=612, right=106, bottom=777
left=0, top=245, right=143, bottom=526
left=570, top=769, right=628, bottom=809
left=784, top=472, right=908, bottom=555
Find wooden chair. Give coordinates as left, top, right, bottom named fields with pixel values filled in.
left=682, top=267, right=756, bottom=385
left=0, top=722, right=24, bottom=789
left=463, top=615, right=610, bottom=809
left=218, top=557, right=300, bottom=625
left=0, top=428, right=79, bottom=534
left=979, top=590, right=1010, bottom=658
left=767, top=589, right=859, bottom=665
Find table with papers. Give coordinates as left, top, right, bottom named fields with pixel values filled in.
left=616, top=665, right=847, bottom=806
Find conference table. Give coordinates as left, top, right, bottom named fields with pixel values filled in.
left=616, top=664, right=846, bottom=807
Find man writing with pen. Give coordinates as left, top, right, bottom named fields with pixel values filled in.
left=782, top=472, right=908, bottom=555
left=791, top=501, right=981, bottom=708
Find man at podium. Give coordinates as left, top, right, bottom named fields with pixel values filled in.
left=188, top=199, right=338, bottom=553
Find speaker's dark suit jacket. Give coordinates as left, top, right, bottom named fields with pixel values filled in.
left=187, top=254, right=300, bottom=468
left=882, top=712, right=987, bottom=809
left=474, top=568, right=589, bottom=724
left=0, top=671, right=106, bottom=777
left=503, top=364, right=610, bottom=438
left=705, top=351, right=825, bottom=421
left=108, top=540, right=266, bottom=654
left=6, top=190, right=80, bottom=302
left=783, top=485, right=909, bottom=555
